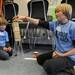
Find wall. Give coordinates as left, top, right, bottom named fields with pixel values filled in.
left=14, top=0, right=62, bottom=16
left=14, top=0, right=30, bottom=16
left=14, top=0, right=50, bottom=16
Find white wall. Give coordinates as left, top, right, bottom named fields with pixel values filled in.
left=14, top=0, right=62, bottom=16
left=14, top=0, right=30, bottom=16
left=14, top=0, right=51, bottom=16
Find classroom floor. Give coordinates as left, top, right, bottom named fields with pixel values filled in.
left=0, top=45, right=50, bottom=75
left=0, top=45, right=72, bottom=75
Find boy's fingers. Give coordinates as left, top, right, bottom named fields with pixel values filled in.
left=13, top=16, right=19, bottom=20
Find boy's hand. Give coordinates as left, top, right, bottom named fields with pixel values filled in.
left=7, top=47, right=12, bottom=52
left=55, top=51, right=64, bottom=57
left=13, top=16, right=19, bottom=21
left=3, top=47, right=12, bottom=52
left=52, top=51, right=63, bottom=58
left=52, top=51, right=58, bottom=58
left=3, top=47, right=8, bottom=52
left=13, top=16, right=26, bottom=21
left=13, top=16, right=29, bottom=22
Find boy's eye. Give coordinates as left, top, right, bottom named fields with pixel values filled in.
left=0, top=25, right=6, bottom=27
left=0, top=25, right=5, bottom=26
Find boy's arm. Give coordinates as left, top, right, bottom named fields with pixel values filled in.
left=4, top=32, right=12, bottom=51
left=13, top=16, right=50, bottom=30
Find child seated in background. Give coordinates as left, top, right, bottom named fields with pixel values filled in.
left=0, top=16, right=13, bottom=60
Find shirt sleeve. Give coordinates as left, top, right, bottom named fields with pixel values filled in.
left=38, top=20, right=57, bottom=32
left=70, top=23, right=75, bottom=40
left=38, top=20, right=50, bottom=30
left=5, top=31, right=9, bottom=42
left=49, top=21, right=57, bottom=32
left=70, top=26, right=75, bottom=47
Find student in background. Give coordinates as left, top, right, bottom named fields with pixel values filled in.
left=13, top=3, right=75, bottom=75
left=0, top=16, right=13, bottom=60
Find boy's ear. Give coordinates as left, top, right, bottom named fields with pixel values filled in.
left=63, top=12, right=72, bottom=20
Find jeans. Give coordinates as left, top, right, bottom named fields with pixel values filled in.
left=37, top=51, right=75, bottom=75
left=0, top=48, right=13, bottom=60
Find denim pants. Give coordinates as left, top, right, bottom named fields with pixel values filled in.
left=0, top=47, right=13, bottom=60
left=37, top=51, right=75, bottom=75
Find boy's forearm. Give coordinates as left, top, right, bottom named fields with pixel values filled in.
left=30, top=18, right=39, bottom=25
left=23, top=17, right=39, bottom=25
left=22, top=16, right=50, bottom=29
left=63, top=48, right=75, bottom=56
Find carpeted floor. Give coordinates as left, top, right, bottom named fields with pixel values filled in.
left=0, top=48, right=73, bottom=75
left=0, top=49, right=48, bottom=75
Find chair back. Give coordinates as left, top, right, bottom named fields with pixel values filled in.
left=4, top=2, right=19, bottom=22
left=27, top=0, right=49, bottom=20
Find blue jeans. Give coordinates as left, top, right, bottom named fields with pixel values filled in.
left=0, top=49, right=13, bottom=60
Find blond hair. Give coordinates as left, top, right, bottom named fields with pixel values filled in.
left=55, top=3, right=72, bottom=19
left=0, top=16, right=8, bottom=26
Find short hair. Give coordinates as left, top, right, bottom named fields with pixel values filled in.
left=0, top=16, right=8, bottom=26
left=55, top=3, right=72, bottom=19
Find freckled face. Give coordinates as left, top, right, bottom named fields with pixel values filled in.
left=55, top=10, right=66, bottom=21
